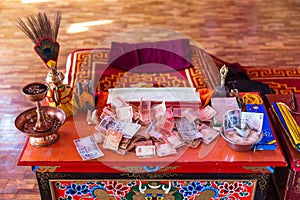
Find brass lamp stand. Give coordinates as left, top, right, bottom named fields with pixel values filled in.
left=15, top=82, right=66, bottom=147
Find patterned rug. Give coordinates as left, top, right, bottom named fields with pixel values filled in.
left=245, top=67, right=300, bottom=94
left=65, top=46, right=300, bottom=96
left=210, top=54, right=300, bottom=94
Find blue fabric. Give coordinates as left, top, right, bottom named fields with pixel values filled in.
left=246, top=104, right=277, bottom=150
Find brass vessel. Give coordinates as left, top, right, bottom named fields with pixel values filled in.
left=15, top=82, right=66, bottom=147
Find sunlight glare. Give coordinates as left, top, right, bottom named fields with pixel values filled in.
left=67, top=20, right=114, bottom=33
left=22, top=0, right=54, bottom=3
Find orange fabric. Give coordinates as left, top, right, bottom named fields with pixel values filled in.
left=199, top=88, right=213, bottom=108
left=96, top=91, right=109, bottom=116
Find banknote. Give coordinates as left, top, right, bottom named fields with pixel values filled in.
left=135, top=145, right=156, bottom=158
left=131, top=104, right=140, bottom=123
left=96, top=116, right=117, bottom=133
left=93, top=132, right=105, bottom=143
left=117, top=121, right=141, bottom=138
left=111, top=95, right=128, bottom=108
left=135, top=126, right=151, bottom=139
left=147, top=120, right=163, bottom=139
left=175, top=117, right=203, bottom=140
left=172, top=107, right=183, bottom=118
left=198, top=124, right=219, bottom=144
left=103, top=129, right=123, bottom=151
left=96, top=116, right=141, bottom=138
left=198, top=105, right=217, bottom=122
left=182, top=108, right=200, bottom=122
left=134, top=139, right=153, bottom=147
left=165, top=130, right=185, bottom=148
left=139, top=100, right=152, bottom=125
left=241, top=112, right=264, bottom=132
left=73, top=136, right=104, bottom=160
left=116, top=105, right=133, bottom=122
left=119, top=137, right=132, bottom=150
left=152, top=99, right=166, bottom=119
left=190, top=138, right=202, bottom=148
left=100, top=106, right=115, bottom=119
left=156, top=143, right=177, bottom=157
left=165, top=108, right=174, bottom=120
left=154, top=116, right=174, bottom=134
left=227, top=109, right=241, bottom=129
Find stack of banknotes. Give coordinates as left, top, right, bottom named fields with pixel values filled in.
left=74, top=89, right=220, bottom=160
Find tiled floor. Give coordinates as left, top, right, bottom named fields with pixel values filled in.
left=0, top=0, right=299, bottom=199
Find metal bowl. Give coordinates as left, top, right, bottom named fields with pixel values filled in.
left=15, top=106, right=66, bottom=147
left=22, top=82, right=49, bottom=102
left=220, top=126, right=263, bottom=152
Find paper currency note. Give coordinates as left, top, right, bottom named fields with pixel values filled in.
left=139, top=100, right=152, bottom=125
left=198, top=124, right=219, bottom=144
left=111, top=95, right=128, bottom=108
left=175, top=117, right=203, bottom=140
left=134, top=139, right=153, bottom=147
left=241, top=112, right=264, bottom=132
left=165, top=108, right=174, bottom=120
left=135, top=145, right=156, bottom=158
left=135, top=126, right=151, bottom=139
left=97, top=116, right=140, bottom=138
left=182, top=108, right=200, bottom=122
left=119, top=137, right=132, bottom=150
left=116, top=106, right=133, bottom=122
left=100, top=106, right=115, bottom=119
left=96, top=116, right=118, bottom=133
left=199, top=105, right=217, bottom=122
left=103, top=129, right=123, bottom=151
left=190, top=138, right=202, bottom=148
left=73, top=136, right=104, bottom=160
left=147, top=120, right=163, bottom=139
left=93, top=132, right=105, bottom=143
left=131, top=104, right=140, bottom=122
left=152, top=99, right=166, bottom=119
left=156, top=143, right=177, bottom=157
left=227, top=109, right=241, bottom=129
left=165, top=130, right=185, bottom=148
left=154, top=116, right=174, bottom=134
left=173, top=107, right=183, bottom=118
left=117, top=121, right=141, bottom=138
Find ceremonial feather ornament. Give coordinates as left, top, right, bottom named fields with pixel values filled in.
left=15, top=12, right=80, bottom=117
left=16, top=12, right=61, bottom=69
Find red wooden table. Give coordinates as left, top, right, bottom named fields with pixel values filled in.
left=18, top=113, right=287, bottom=200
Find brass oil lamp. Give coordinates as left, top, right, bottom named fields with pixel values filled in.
left=15, top=82, right=66, bottom=147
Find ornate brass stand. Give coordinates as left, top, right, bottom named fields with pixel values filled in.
left=15, top=82, right=66, bottom=147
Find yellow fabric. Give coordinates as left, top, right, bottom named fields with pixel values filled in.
left=276, top=102, right=300, bottom=146
left=241, top=93, right=263, bottom=104
left=46, top=84, right=79, bottom=118
left=48, top=96, right=79, bottom=118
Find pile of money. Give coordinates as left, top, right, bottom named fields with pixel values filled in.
left=84, top=94, right=221, bottom=159
left=223, top=109, right=264, bottom=145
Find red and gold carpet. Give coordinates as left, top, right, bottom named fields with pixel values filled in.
left=65, top=46, right=300, bottom=96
